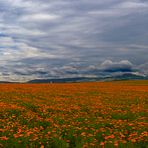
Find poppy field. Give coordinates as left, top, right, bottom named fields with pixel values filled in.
left=0, top=81, right=148, bottom=148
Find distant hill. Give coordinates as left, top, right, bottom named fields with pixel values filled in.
left=0, top=73, right=147, bottom=83
left=27, top=77, right=99, bottom=83
left=0, top=81, right=15, bottom=83
left=27, top=73, right=148, bottom=83
left=105, top=73, right=148, bottom=81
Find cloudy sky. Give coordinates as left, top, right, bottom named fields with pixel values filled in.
left=0, top=0, right=148, bottom=81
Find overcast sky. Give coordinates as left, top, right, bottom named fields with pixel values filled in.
left=0, top=0, right=148, bottom=81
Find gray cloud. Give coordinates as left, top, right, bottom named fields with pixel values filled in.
left=0, top=0, right=148, bottom=81
left=138, top=62, right=148, bottom=75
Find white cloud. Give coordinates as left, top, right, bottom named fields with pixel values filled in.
left=20, top=13, right=60, bottom=22
left=100, top=60, right=133, bottom=72
left=0, top=36, right=58, bottom=62
left=118, top=1, right=148, bottom=9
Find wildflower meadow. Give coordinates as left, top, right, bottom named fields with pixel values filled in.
left=0, top=81, right=148, bottom=147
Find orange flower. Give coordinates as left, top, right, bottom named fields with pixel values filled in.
left=100, top=142, right=105, bottom=146
left=131, top=139, right=136, bottom=143
left=110, top=134, right=115, bottom=139
left=0, top=136, right=8, bottom=140
left=40, top=145, right=44, bottom=148
left=81, top=132, right=86, bottom=136
left=114, top=141, right=118, bottom=147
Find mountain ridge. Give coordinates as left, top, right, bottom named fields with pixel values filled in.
left=27, top=73, right=148, bottom=83
left=0, top=73, right=147, bottom=83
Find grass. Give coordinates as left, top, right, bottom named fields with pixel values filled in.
left=0, top=81, right=148, bottom=147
